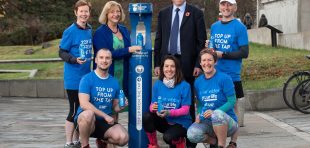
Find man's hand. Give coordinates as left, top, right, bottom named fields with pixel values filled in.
left=216, top=51, right=223, bottom=58
left=77, top=57, right=86, bottom=64
left=119, top=98, right=129, bottom=110
left=154, top=67, right=160, bottom=76
left=205, top=40, right=209, bottom=47
left=104, top=115, right=115, bottom=125
left=193, top=67, right=202, bottom=77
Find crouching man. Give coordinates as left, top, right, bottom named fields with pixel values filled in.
left=75, top=48, right=129, bottom=148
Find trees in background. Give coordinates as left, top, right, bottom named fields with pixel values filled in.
left=0, top=0, right=76, bottom=45
left=0, top=0, right=256, bottom=45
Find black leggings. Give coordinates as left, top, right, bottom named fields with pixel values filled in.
left=66, top=89, right=80, bottom=122
left=142, top=112, right=196, bottom=147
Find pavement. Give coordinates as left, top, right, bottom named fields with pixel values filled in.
left=1, top=97, right=310, bottom=148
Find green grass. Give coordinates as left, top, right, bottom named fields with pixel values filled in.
left=0, top=73, right=30, bottom=80
left=242, top=43, right=310, bottom=90
left=0, top=62, right=63, bottom=80
left=0, top=39, right=60, bottom=59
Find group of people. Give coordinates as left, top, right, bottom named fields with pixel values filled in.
left=59, top=0, right=249, bottom=148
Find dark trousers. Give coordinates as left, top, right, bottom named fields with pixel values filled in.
left=66, top=89, right=79, bottom=122
left=142, top=112, right=196, bottom=148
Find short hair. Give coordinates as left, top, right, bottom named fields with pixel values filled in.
left=199, top=48, right=218, bottom=63
left=96, top=48, right=112, bottom=57
left=98, top=1, right=125, bottom=24
left=159, top=55, right=184, bottom=86
left=74, top=0, right=92, bottom=12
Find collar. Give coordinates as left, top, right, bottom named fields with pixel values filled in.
left=74, top=22, right=91, bottom=30
left=94, top=70, right=109, bottom=79
left=221, top=18, right=235, bottom=24
left=173, top=2, right=186, bottom=13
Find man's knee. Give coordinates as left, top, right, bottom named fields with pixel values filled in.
left=117, top=132, right=129, bottom=146
left=78, top=110, right=95, bottom=126
left=108, top=125, right=129, bottom=146
left=187, top=123, right=206, bottom=143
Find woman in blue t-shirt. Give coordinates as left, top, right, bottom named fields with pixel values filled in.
left=142, top=55, right=196, bottom=148
left=187, top=49, right=238, bottom=148
left=58, top=0, right=92, bottom=147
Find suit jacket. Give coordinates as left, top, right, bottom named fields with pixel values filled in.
left=154, top=3, right=206, bottom=81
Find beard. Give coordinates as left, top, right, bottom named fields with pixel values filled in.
left=97, top=65, right=109, bottom=72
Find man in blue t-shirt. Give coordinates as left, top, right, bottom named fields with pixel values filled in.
left=74, top=49, right=128, bottom=148
left=207, top=0, right=249, bottom=148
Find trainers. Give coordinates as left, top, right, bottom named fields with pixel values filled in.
left=64, top=143, right=74, bottom=148
left=96, top=138, right=107, bottom=148
left=73, top=141, right=81, bottom=148
left=226, top=141, right=237, bottom=148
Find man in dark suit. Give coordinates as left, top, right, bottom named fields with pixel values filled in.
left=154, top=0, right=206, bottom=121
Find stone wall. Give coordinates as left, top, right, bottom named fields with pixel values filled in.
left=0, top=79, right=289, bottom=111
left=248, top=27, right=310, bottom=50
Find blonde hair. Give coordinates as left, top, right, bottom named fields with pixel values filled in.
left=98, top=1, right=125, bottom=24
left=74, top=0, right=92, bottom=12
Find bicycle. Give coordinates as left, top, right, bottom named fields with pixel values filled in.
left=292, top=78, right=310, bottom=114
left=282, top=55, right=310, bottom=110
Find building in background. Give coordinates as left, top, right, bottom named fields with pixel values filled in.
left=250, top=0, right=310, bottom=50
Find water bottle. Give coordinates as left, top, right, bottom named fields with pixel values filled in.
left=208, top=36, right=214, bottom=49
left=136, top=21, right=146, bottom=46
left=79, top=45, right=85, bottom=60
left=136, top=33, right=144, bottom=46
left=119, top=90, right=126, bottom=107
left=157, top=96, right=163, bottom=112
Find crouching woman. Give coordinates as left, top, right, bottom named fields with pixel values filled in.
left=187, top=49, right=238, bottom=148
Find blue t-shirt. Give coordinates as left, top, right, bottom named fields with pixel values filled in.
left=152, top=80, right=192, bottom=129
left=194, top=71, right=237, bottom=122
left=75, top=71, right=120, bottom=121
left=209, top=19, right=248, bottom=81
left=59, top=23, right=92, bottom=89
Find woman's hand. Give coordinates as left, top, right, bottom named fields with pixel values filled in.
left=151, top=102, right=158, bottom=112
left=203, top=109, right=213, bottom=119
left=195, top=114, right=201, bottom=123
left=129, top=46, right=142, bottom=53
left=156, top=110, right=169, bottom=118
left=76, top=57, right=86, bottom=64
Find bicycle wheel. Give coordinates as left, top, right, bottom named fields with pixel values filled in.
left=283, top=71, right=310, bottom=109
left=292, top=79, right=310, bottom=114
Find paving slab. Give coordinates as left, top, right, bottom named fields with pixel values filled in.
left=1, top=97, right=310, bottom=148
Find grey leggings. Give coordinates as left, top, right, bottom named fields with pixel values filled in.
left=187, top=110, right=238, bottom=143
